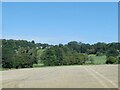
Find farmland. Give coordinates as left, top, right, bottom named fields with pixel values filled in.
left=2, top=65, right=118, bottom=88
left=2, top=2, right=119, bottom=89
left=1, top=40, right=119, bottom=88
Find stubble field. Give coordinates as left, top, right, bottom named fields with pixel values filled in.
left=2, top=65, right=118, bottom=88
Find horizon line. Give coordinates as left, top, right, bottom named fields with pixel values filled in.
left=1, top=38, right=119, bottom=45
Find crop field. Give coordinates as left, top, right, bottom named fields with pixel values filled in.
left=2, top=65, right=118, bottom=88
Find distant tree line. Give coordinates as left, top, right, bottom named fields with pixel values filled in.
left=1, top=39, right=51, bottom=69
left=40, top=41, right=120, bottom=66
left=1, top=39, right=120, bottom=69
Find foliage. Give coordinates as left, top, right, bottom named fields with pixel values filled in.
left=2, top=39, right=37, bottom=69
left=105, top=48, right=119, bottom=64
left=106, top=56, right=117, bottom=64
left=40, top=45, right=88, bottom=66
left=1, top=39, right=120, bottom=69
left=106, top=49, right=119, bottom=57
left=88, top=54, right=106, bottom=65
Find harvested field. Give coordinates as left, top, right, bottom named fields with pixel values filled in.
left=2, top=65, right=118, bottom=88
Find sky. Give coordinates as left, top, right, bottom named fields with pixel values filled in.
left=2, top=2, right=118, bottom=45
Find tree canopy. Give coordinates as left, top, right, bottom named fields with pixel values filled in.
left=1, top=39, right=120, bottom=68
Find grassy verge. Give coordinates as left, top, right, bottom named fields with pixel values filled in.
left=33, top=63, right=44, bottom=68
left=0, top=68, right=16, bottom=71
left=0, top=68, right=2, bottom=71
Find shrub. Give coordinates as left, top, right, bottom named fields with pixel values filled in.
left=106, top=56, right=117, bottom=64
left=96, top=52, right=103, bottom=56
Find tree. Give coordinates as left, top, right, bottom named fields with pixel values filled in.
left=2, top=39, right=37, bottom=69
left=31, top=40, right=35, bottom=44
left=106, top=56, right=117, bottom=64
left=2, top=39, right=120, bottom=69
left=93, top=42, right=107, bottom=54
left=106, top=49, right=119, bottom=57
left=88, top=56, right=94, bottom=64
left=67, top=41, right=80, bottom=52
left=41, top=48, right=57, bottom=66
left=40, top=45, right=89, bottom=66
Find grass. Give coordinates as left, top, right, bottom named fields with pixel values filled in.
left=37, top=49, right=45, bottom=63
left=37, top=49, right=45, bottom=56
left=33, top=63, right=44, bottom=68
left=88, top=54, right=106, bottom=65
left=0, top=68, right=16, bottom=71
left=0, top=68, right=2, bottom=71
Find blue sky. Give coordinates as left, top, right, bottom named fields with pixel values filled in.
left=2, top=2, right=118, bottom=44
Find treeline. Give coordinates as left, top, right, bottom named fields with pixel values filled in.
left=41, top=45, right=88, bottom=66
left=1, top=39, right=120, bottom=69
left=40, top=41, right=120, bottom=66
left=1, top=39, right=51, bottom=69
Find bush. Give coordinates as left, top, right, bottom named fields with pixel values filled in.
left=106, top=56, right=117, bottom=64
left=106, top=49, right=119, bottom=57
left=96, top=52, right=103, bottom=56
left=88, top=56, right=94, bottom=64
left=118, top=57, right=120, bottom=64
